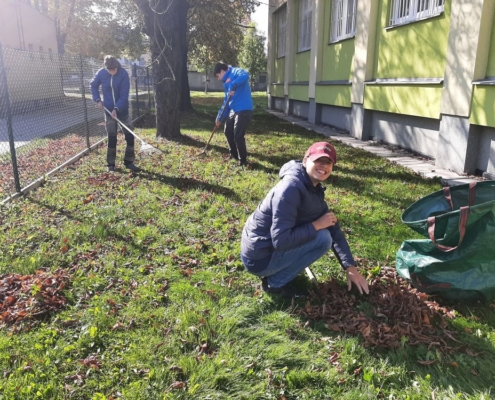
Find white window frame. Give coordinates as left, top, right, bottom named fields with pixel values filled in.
left=298, top=0, right=312, bottom=52
left=330, top=0, right=357, bottom=43
left=389, top=0, right=445, bottom=27
left=276, top=6, right=287, bottom=58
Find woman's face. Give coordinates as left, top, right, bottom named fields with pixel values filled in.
left=303, top=156, right=333, bottom=186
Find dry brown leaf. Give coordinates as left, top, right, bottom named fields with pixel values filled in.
left=168, top=381, right=185, bottom=390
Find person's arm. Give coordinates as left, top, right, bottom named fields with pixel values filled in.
left=270, top=184, right=317, bottom=250
left=216, top=92, right=231, bottom=124
left=328, top=223, right=369, bottom=294
left=90, top=71, right=102, bottom=104
left=328, top=222, right=356, bottom=269
left=230, top=68, right=250, bottom=91
left=114, top=70, right=130, bottom=112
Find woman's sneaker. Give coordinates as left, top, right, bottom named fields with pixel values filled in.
left=261, top=277, right=307, bottom=298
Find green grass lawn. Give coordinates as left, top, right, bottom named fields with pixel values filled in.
left=0, top=92, right=494, bottom=399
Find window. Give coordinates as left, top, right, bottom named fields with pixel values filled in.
left=389, top=0, right=445, bottom=27
left=298, top=0, right=312, bottom=52
left=330, top=0, right=357, bottom=43
left=276, top=6, right=287, bottom=57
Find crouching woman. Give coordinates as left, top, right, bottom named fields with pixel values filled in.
left=241, top=142, right=369, bottom=298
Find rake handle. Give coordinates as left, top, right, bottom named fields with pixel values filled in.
left=202, top=93, right=232, bottom=153
left=103, top=106, right=145, bottom=145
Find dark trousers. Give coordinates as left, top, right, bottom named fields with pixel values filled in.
left=105, top=113, right=135, bottom=167
left=224, top=110, right=252, bottom=163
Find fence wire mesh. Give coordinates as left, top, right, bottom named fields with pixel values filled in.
left=0, top=45, right=154, bottom=202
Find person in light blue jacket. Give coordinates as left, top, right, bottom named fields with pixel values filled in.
left=241, top=142, right=369, bottom=298
left=214, top=63, right=253, bottom=167
left=90, top=55, right=140, bottom=172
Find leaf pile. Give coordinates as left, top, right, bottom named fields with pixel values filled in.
left=0, top=269, right=70, bottom=330
left=299, top=267, right=460, bottom=353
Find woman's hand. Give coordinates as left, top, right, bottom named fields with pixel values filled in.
left=312, top=212, right=337, bottom=231
left=346, top=266, right=369, bottom=295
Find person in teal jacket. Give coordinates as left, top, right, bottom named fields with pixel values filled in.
left=214, top=63, right=253, bottom=167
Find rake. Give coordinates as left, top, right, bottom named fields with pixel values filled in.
left=200, top=93, right=233, bottom=155
left=103, top=107, right=159, bottom=154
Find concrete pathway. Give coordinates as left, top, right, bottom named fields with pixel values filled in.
left=267, top=110, right=479, bottom=187
left=0, top=100, right=103, bottom=156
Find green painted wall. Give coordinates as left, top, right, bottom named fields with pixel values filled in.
left=470, top=86, right=495, bottom=128
left=315, top=85, right=351, bottom=107
left=364, top=85, right=443, bottom=119
left=270, top=84, right=285, bottom=98
left=486, top=16, right=495, bottom=76
left=373, top=1, right=451, bottom=79
left=273, top=57, right=285, bottom=83
left=321, top=0, right=355, bottom=81
left=289, top=85, right=309, bottom=101
left=292, top=0, right=310, bottom=83
left=294, top=51, right=310, bottom=82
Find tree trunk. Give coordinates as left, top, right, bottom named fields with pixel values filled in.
left=179, top=2, right=193, bottom=112
left=134, top=0, right=185, bottom=140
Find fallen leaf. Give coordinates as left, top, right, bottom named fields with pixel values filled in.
left=168, top=381, right=185, bottom=390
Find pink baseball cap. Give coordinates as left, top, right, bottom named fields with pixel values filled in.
left=304, top=142, right=337, bottom=164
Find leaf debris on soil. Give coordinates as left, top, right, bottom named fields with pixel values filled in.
left=299, top=267, right=460, bottom=353
left=0, top=269, right=70, bottom=330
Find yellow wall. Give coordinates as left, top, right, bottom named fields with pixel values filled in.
left=321, top=0, right=355, bottom=82
left=293, top=51, right=310, bottom=82
left=273, top=57, right=285, bottom=83
left=470, top=86, right=495, bottom=128
left=364, top=85, right=443, bottom=119
left=270, top=84, right=285, bottom=98
left=315, top=85, right=351, bottom=107
left=288, top=84, right=309, bottom=101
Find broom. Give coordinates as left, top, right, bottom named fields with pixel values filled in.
left=103, top=107, right=159, bottom=154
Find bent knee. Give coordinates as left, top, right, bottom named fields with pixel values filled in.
left=316, top=229, right=333, bottom=250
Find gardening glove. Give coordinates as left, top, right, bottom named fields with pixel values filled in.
left=346, top=266, right=369, bottom=295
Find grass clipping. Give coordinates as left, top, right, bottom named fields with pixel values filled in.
left=299, top=267, right=460, bottom=354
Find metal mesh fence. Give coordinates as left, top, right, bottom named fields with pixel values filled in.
left=0, top=45, right=154, bottom=202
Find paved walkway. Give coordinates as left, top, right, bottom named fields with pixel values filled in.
left=0, top=100, right=103, bottom=156
left=267, top=110, right=479, bottom=187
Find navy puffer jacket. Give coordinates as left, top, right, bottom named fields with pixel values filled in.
left=241, top=160, right=355, bottom=270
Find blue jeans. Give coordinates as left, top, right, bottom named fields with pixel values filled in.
left=251, top=229, right=333, bottom=288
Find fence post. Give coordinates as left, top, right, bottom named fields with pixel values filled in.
left=146, top=66, right=151, bottom=110
left=0, top=43, right=21, bottom=193
left=133, top=64, right=140, bottom=118
left=79, top=55, right=91, bottom=149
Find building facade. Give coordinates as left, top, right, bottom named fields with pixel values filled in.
left=267, top=0, right=495, bottom=178
left=0, top=0, right=62, bottom=113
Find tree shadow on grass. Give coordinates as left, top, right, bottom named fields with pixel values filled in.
left=137, top=170, right=241, bottom=202
left=26, top=197, right=151, bottom=257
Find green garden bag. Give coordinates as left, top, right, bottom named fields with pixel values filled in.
left=396, top=181, right=495, bottom=301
